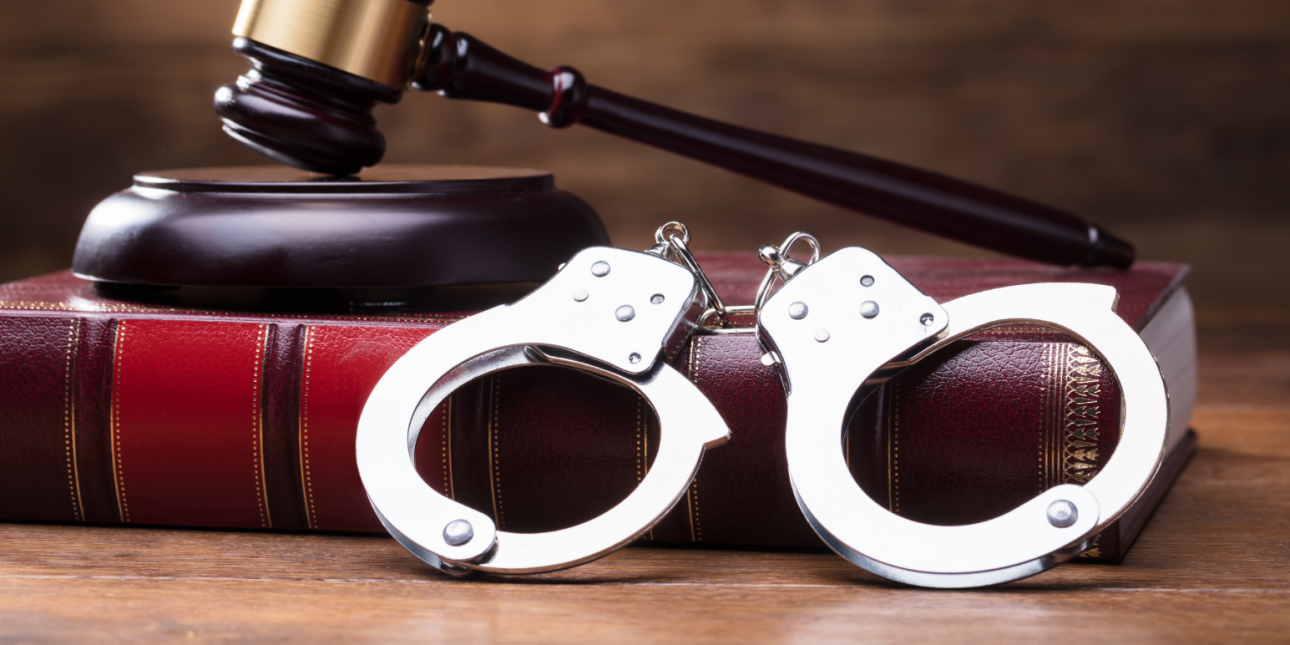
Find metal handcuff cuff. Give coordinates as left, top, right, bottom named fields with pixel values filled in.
left=356, top=222, right=732, bottom=576
left=357, top=223, right=1169, bottom=587
left=751, top=232, right=1170, bottom=588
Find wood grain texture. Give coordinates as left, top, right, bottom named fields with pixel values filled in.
left=0, top=0, right=1288, bottom=304
left=0, top=321, right=1287, bottom=643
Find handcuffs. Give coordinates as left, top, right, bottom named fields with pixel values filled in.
left=357, top=223, right=1168, bottom=587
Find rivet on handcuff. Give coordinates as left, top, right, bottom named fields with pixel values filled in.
left=357, top=224, right=1168, bottom=588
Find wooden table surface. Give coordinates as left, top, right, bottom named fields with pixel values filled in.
left=1, top=318, right=1287, bottom=643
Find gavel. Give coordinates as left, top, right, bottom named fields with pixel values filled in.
left=215, top=0, right=1135, bottom=268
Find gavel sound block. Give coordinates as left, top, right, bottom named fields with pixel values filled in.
left=71, top=166, right=607, bottom=310
left=213, top=0, right=1135, bottom=269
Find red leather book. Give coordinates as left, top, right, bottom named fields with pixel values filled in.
left=0, top=254, right=1197, bottom=563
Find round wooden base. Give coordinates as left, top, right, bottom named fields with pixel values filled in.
left=71, top=165, right=609, bottom=309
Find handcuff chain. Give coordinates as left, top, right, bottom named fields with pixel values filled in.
left=645, top=222, right=728, bottom=319
left=754, top=231, right=822, bottom=312
left=647, top=223, right=822, bottom=332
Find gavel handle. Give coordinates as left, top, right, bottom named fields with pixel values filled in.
left=414, top=25, right=1133, bottom=268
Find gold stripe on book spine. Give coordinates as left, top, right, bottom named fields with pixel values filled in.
left=1058, top=342, right=1110, bottom=561
left=299, top=326, right=317, bottom=529
left=890, top=383, right=901, bottom=515
left=109, top=321, right=130, bottom=523
left=1049, top=341, right=1067, bottom=489
left=685, top=338, right=705, bottom=541
left=638, top=396, right=653, bottom=541
left=252, top=324, right=272, bottom=528
left=63, top=319, right=84, bottom=521
left=1081, top=534, right=1103, bottom=559
left=636, top=396, right=645, bottom=483
left=0, top=298, right=465, bottom=324
left=486, top=375, right=504, bottom=529
left=1062, top=345, right=1104, bottom=484
left=442, top=396, right=454, bottom=500
left=1040, top=342, right=1058, bottom=492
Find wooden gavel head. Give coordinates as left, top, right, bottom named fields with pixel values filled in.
left=215, top=0, right=433, bottom=175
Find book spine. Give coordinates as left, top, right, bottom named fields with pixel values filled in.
left=0, top=310, right=1130, bottom=558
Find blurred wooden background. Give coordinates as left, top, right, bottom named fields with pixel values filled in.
left=1, top=0, right=1288, bottom=312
